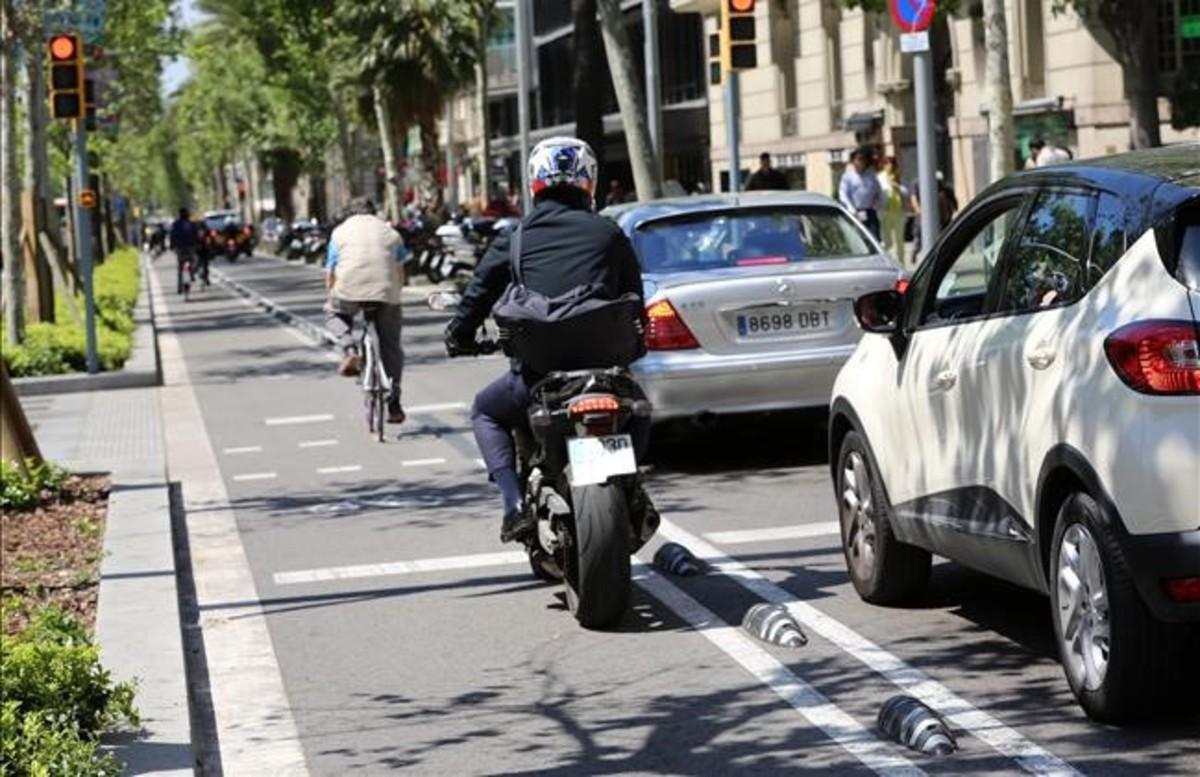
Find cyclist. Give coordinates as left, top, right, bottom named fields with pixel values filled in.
left=324, top=198, right=408, bottom=424
left=169, top=207, right=199, bottom=294
left=444, top=136, right=653, bottom=543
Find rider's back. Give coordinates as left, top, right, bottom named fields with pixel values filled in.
left=329, top=214, right=403, bottom=304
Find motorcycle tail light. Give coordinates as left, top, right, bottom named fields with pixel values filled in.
left=645, top=299, right=699, bottom=351
left=568, top=395, right=620, bottom=416
left=1104, top=320, right=1200, bottom=395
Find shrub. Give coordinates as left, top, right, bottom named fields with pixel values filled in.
left=0, top=248, right=140, bottom=377
left=0, top=461, right=68, bottom=511
left=0, top=608, right=137, bottom=777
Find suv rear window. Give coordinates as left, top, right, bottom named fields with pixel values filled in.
left=632, top=207, right=874, bottom=274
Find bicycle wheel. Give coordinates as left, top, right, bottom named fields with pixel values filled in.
left=374, top=389, right=386, bottom=443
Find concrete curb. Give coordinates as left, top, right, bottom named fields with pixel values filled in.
left=210, top=264, right=339, bottom=348
left=14, top=254, right=163, bottom=397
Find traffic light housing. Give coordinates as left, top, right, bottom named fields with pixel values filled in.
left=720, top=0, right=757, bottom=72
left=48, top=33, right=85, bottom=120
left=708, top=33, right=721, bottom=85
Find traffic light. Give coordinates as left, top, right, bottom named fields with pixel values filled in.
left=84, top=78, right=97, bottom=131
left=48, top=33, right=85, bottom=120
left=720, top=0, right=757, bottom=72
left=708, top=33, right=721, bottom=85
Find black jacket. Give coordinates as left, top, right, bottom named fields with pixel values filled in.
left=450, top=198, right=644, bottom=335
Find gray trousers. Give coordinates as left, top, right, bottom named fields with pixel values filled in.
left=325, top=297, right=404, bottom=402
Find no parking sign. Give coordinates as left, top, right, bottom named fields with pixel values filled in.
left=889, top=0, right=935, bottom=33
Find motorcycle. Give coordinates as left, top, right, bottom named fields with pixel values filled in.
left=428, top=291, right=656, bottom=629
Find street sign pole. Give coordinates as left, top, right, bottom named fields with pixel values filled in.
left=72, top=119, right=98, bottom=374
left=515, top=0, right=532, bottom=214
left=643, top=0, right=663, bottom=183
left=913, top=47, right=938, bottom=257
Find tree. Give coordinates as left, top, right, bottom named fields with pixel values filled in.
left=1, top=0, right=23, bottom=345
left=1054, top=1, right=1160, bottom=148
left=596, top=0, right=660, bottom=200
left=573, top=0, right=607, bottom=204
left=982, top=0, right=1015, bottom=181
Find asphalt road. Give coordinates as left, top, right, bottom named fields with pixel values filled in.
left=153, top=251, right=1199, bottom=776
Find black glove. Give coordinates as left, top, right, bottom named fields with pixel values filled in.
left=444, top=322, right=475, bottom=357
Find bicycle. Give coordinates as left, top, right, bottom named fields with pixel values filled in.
left=359, top=306, right=392, bottom=443
left=180, top=256, right=194, bottom=301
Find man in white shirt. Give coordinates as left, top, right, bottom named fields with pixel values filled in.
left=325, top=199, right=409, bottom=424
left=838, top=147, right=883, bottom=239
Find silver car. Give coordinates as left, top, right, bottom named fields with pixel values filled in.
left=605, top=191, right=902, bottom=421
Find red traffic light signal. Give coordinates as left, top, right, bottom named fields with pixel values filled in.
left=729, top=0, right=755, bottom=11
left=47, top=33, right=85, bottom=120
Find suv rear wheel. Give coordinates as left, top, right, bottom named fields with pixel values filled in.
left=1050, top=492, right=1183, bottom=723
left=836, top=431, right=930, bottom=604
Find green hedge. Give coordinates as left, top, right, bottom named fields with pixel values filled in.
left=0, top=608, right=138, bottom=777
left=1, top=248, right=141, bottom=378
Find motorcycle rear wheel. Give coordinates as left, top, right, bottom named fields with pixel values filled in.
left=564, top=482, right=631, bottom=629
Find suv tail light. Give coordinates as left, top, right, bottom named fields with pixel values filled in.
left=645, top=299, right=699, bottom=351
left=1103, top=320, right=1200, bottom=395
left=1163, top=577, right=1200, bottom=603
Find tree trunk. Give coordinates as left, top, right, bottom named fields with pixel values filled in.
left=1123, top=10, right=1161, bottom=149
left=419, top=116, right=442, bottom=212
left=269, top=147, right=301, bottom=222
left=982, top=0, right=1015, bottom=182
left=333, top=94, right=362, bottom=201
left=573, top=0, right=607, bottom=205
left=21, top=31, right=53, bottom=322
left=374, top=85, right=403, bottom=222
left=2, top=0, right=25, bottom=345
left=1, top=362, right=43, bottom=472
left=476, top=15, right=492, bottom=206
left=596, top=0, right=660, bottom=201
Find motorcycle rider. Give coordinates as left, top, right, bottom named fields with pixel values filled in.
left=444, top=136, right=653, bottom=543
left=169, top=207, right=199, bottom=293
left=325, top=197, right=409, bottom=424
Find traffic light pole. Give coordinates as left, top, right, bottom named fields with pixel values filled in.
left=72, top=119, right=98, bottom=374
left=724, top=71, right=741, bottom=193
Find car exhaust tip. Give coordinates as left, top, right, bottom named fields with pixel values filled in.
left=877, top=695, right=957, bottom=756
left=742, top=603, right=807, bottom=648
left=653, top=542, right=704, bottom=577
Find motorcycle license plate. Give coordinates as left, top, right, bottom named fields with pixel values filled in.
left=567, top=435, right=636, bottom=487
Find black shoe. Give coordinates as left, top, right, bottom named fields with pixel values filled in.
left=500, top=506, right=535, bottom=544
left=387, top=401, right=406, bottom=424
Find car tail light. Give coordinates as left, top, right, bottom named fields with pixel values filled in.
left=1162, top=577, right=1200, bottom=602
left=645, top=299, right=699, bottom=351
left=895, top=277, right=910, bottom=295
left=1104, top=320, right=1200, bottom=395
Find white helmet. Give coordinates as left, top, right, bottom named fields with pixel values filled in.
left=528, top=136, right=598, bottom=203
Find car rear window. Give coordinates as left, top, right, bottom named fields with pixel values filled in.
left=1176, top=206, right=1200, bottom=291
left=632, top=207, right=875, bottom=274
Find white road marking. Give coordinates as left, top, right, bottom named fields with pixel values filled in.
left=299, top=439, right=339, bottom=448
left=316, top=465, right=362, bottom=475
left=232, top=472, right=277, bottom=482
left=401, top=457, right=446, bottom=467
left=657, top=519, right=1082, bottom=777
left=152, top=267, right=309, bottom=774
left=634, top=563, right=922, bottom=776
left=706, top=521, right=841, bottom=545
left=265, top=413, right=334, bottom=426
left=405, top=402, right=467, bottom=414
left=222, top=446, right=263, bottom=455
left=273, top=550, right=527, bottom=585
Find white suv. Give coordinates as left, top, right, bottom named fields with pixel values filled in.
left=828, top=147, right=1200, bottom=723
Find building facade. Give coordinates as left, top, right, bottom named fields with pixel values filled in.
left=673, top=0, right=1200, bottom=206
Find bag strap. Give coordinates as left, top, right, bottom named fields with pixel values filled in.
left=508, top=225, right=524, bottom=287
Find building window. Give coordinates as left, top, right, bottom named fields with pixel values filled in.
left=1023, top=0, right=1046, bottom=96
left=1160, top=0, right=1200, bottom=77
left=823, top=3, right=844, bottom=125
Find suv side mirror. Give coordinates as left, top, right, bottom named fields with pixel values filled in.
left=854, top=289, right=903, bottom=334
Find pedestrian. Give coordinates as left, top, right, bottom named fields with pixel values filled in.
left=324, top=197, right=409, bottom=424
left=908, top=171, right=959, bottom=253
left=1026, top=138, right=1072, bottom=168
left=746, top=152, right=789, bottom=191
left=878, top=156, right=908, bottom=263
left=606, top=179, right=630, bottom=206
left=838, top=147, right=883, bottom=239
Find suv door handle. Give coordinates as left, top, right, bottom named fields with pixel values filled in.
left=932, top=370, right=957, bottom=391
left=1027, top=348, right=1056, bottom=370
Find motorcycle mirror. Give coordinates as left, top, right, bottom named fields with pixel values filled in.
left=427, top=291, right=463, bottom=311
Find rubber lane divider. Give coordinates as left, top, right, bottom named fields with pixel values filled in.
left=656, top=518, right=1082, bottom=777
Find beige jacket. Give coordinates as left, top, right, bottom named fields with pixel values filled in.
left=329, top=214, right=403, bottom=304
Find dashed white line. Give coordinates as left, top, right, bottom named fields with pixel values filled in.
left=299, top=439, right=339, bottom=448
left=634, top=563, right=922, bottom=776
left=232, top=472, right=278, bottom=482
left=316, top=465, right=363, bottom=475
left=705, top=521, right=841, bottom=545
left=222, top=445, right=263, bottom=455
left=401, top=457, right=446, bottom=467
left=405, top=402, right=467, bottom=414
left=657, top=519, right=1082, bottom=777
left=273, top=550, right=527, bottom=585
left=265, top=414, right=334, bottom=426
